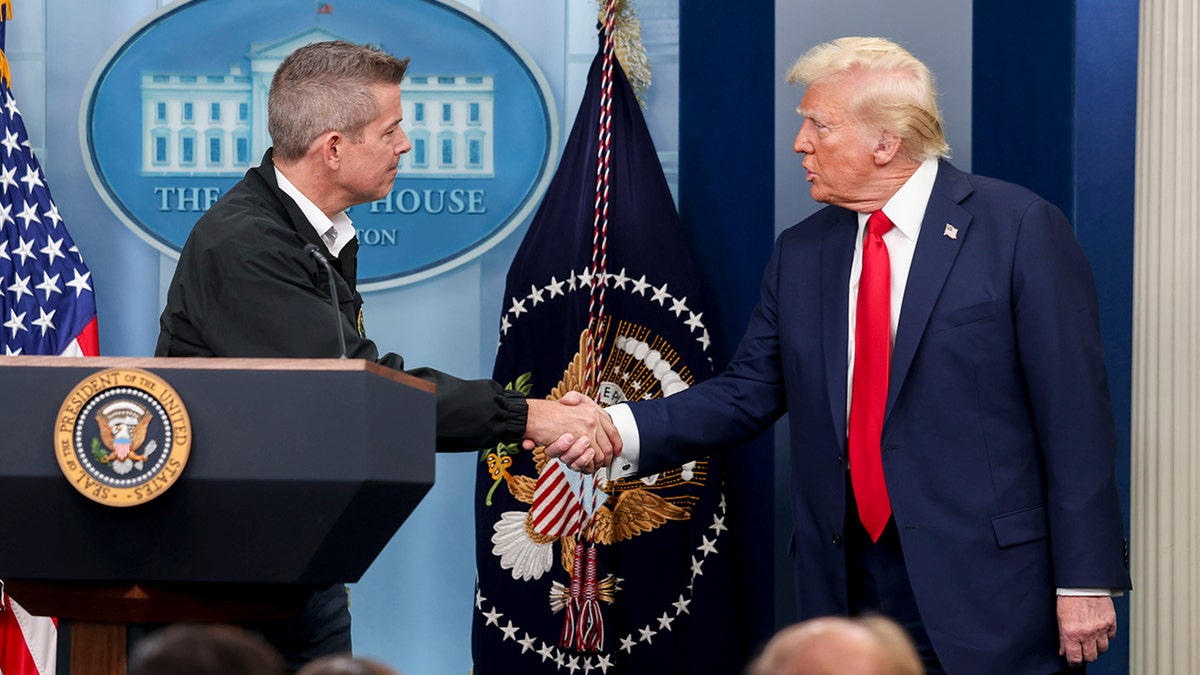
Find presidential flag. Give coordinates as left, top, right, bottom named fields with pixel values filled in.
left=471, top=6, right=740, bottom=673
left=1, top=3, right=97, bottom=672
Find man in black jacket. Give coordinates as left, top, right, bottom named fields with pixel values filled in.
left=156, top=40, right=618, bottom=669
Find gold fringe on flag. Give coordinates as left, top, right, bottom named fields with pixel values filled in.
left=597, top=0, right=651, bottom=106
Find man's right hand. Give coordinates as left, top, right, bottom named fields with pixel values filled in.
left=523, top=392, right=621, bottom=473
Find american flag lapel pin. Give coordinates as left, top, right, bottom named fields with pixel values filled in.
left=943, top=223, right=958, bottom=240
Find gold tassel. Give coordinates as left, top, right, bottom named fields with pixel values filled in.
left=0, top=0, right=14, bottom=88
left=0, top=51, right=10, bottom=90
left=597, top=0, right=651, bottom=107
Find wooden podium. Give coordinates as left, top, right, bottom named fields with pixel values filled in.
left=0, top=356, right=436, bottom=674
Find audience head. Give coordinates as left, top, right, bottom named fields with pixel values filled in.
left=746, top=615, right=923, bottom=675
left=295, top=654, right=400, bottom=675
left=128, top=624, right=286, bottom=675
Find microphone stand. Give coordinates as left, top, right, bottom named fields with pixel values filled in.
left=304, top=244, right=348, bottom=359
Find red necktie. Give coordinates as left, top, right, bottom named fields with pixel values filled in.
left=849, top=210, right=894, bottom=542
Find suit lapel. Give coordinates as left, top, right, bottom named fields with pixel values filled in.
left=886, top=161, right=974, bottom=418
left=822, top=209, right=858, bottom=445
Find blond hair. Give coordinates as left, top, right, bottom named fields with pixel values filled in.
left=786, top=37, right=949, bottom=161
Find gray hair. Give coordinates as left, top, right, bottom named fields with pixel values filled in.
left=786, top=37, right=949, bottom=161
left=268, top=40, right=410, bottom=161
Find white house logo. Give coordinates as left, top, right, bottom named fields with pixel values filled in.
left=80, top=0, right=557, bottom=289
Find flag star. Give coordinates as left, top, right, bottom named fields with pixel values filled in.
left=0, top=202, right=13, bottom=228
left=0, top=128, right=19, bottom=155
left=527, top=283, right=545, bottom=306
left=577, top=266, right=595, bottom=289
left=517, top=633, right=537, bottom=654
left=698, top=535, right=718, bottom=556
left=0, top=238, right=9, bottom=260
left=582, top=656, right=595, bottom=673
left=3, top=344, right=21, bottom=355
left=4, top=308, right=28, bottom=338
left=567, top=270, right=578, bottom=291
left=656, top=612, right=675, bottom=630
left=507, top=297, right=527, bottom=317
left=698, top=330, right=711, bottom=351
left=638, top=625, right=658, bottom=644
left=499, top=313, right=512, bottom=335
left=0, top=165, right=16, bottom=193
left=70, top=244, right=84, bottom=262
left=685, top=311, right=704, bottom=332
left=43, top=203, right=63, bottom=229
left=690, top=555, right=705, bottom=577
left=546, top=275, right=566, bottom=298
left=554, top=651, right=566, bottom=668
left=474, top=589, right=486, bottom=610
left=710, top=513, right=728, bottom=534
left=537, top=642, right=555, bottom=662
left=566, top=655, right=580, bottom=674
left=5, top=93, right=19, bottom=118
left=595, top=654, right=614, bottom=673
left=673, top=594, right=692, bottom=615
left=19, top=165, right=45, bottom=192
left=619, top=636, right=637, bottom=653
left=650, top=283, right=670, bottom=305
left=36, top=271, right=62, bottom=300
left=669, top=296, right=689, bottom=317
left=16, top=201, right=40, bottom=228
left=499, top=620, right=519, bottom=641
left=610, top=267, right=630, bottom=289
left=482, top=607, right=503, bottom=626
left=8, top=272, right=32, bottom=302
left=14, top=237, right=36, bottom=265
left=40, top=236, right=66, bottom=265
left=65, top=269, right=92, bottom=298
left=630, top=274, right=650, bottom=295
left=631, top=380, right=642, bottom=391
left=32, top=307, right=57, bottom=336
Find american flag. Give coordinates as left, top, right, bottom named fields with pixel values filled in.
left=0, top=62, right=98, bottom=357
left=1, top=3, right=96, bottom=672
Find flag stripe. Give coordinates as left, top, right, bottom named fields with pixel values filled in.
left=0, top=595, right=56, bottom=675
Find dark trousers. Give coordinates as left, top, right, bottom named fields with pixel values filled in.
left=845, top=485, right=945, bottom=674
left=245, top=584, right=353, bottom=672
left=844, top=486, right=1085, bottom=675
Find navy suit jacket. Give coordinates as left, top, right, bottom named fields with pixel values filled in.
left=630, top=160, right=1130, bottom=674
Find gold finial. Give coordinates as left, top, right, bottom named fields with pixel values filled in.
left=0, top=0, right=12, bottom=22
left=598, top=0, right=651, bottom=106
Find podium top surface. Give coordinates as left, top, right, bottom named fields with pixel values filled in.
left=0, top=355, right=435, bottom=393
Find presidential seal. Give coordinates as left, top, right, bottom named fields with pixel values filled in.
left=55, top=368, right=192, bottom=507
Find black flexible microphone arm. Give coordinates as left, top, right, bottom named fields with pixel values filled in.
left=304, top=244, right=348, bottom=359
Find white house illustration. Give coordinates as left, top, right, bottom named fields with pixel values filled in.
left=140, top=27, right=495, bottom=178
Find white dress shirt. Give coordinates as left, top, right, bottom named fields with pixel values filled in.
left=275, top=167, right=356, bottom=258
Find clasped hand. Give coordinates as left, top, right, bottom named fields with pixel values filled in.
left=523, top=391, right=621, bottom=473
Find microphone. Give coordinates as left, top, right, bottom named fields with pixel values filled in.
left=304, top=243, right=348, bottom=359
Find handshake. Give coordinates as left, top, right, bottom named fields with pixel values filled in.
left=523, top=391, right=622, bottom=474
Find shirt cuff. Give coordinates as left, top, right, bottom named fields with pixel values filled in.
left=1056, top=588, right=1122, bottom=597
left=606, top=403, right=640, bottom=479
